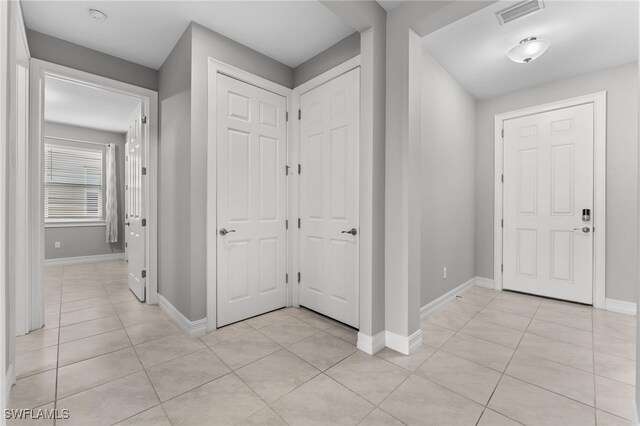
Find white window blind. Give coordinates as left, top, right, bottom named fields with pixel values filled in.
left=44, top=143, right=104, bottom=221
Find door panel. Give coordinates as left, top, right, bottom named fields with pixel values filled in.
left=126, top=103, right=146, bottom=301
left=503, top=103, right=594, bottom=304
left=299, top=68, right=360, bottom=328
left=216, top=74, right=287, bottom=327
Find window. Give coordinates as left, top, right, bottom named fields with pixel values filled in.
left=44, top=143, right=104, bottom=222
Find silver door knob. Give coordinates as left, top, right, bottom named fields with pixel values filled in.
left=341, top=228, right=358, bottom=236
left=573, top=227, right=590, bottom=233
left=219, top=228, right=236, bottom=236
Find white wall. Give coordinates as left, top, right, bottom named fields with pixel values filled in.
left=421, top=49, right=476, bottom=306
left=43, top=122, right=126, bottom=259
left=476, top=62, right=639, bottom=303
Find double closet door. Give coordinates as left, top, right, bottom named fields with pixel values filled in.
left=215, top=68, right=360, bottom=329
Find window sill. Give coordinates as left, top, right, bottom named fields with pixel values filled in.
left=45, top=221, right=107, bottom=229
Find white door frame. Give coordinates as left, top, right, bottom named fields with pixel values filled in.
left=291, top=55, right=362, bottom=316
left=206, top=58, right=292, bottom=332
left=493, top=92, right=607, bottom=309
left=9, top=0, right=30, bottom=337
left=30, top=59, right=159, bottom=328
left=0, top=0, right=9, bottom=409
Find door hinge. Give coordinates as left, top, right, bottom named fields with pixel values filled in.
left=501, top=174, right=504, bottom=183
left=286, top=220, right=289, bottom=230
left=142, top=167, right=147, bottom=176
left=298, top=218, right=301, bottom=229
left=298, top=164, right=301, bottom=175
left=501, top=264, right=504, bottom=273
left=142, top=116, right=147, bottom=125
left=141, top=270, right=147, bottom=278
left=286, top=273, right=289, bottom=284
left=298, top=109, right=301, bottom=120
left=286, top=111, right=289, bottom=122
left=125, top=242, right=128, bottom=248
left=297, top=272, right=301, bottom=283
left=501, top=128, right=504, bottom=138
left=142, top=219, right=147, bottom=227
left=501, top=218, right=503, bottom=228
left=286, top=165, right=290, bottom=175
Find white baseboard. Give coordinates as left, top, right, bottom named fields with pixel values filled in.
left=357, top=331, right=386, bottom=355
left=632, top=400, right=639, bottom=426
left=385, top=329, right=423, bottom=355
left=605, top=298, right=637, bottom=315
left=475, top=277, right=495, bottom=289
left=45, top=253, right=124, bottom=266
left=5, top=364, right=15, bottom=406
left=158, top=294, right=207, bottom=337
left=420, top=276, right=478, bottom=318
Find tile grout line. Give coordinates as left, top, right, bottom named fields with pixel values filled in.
left=52, top=264, right=98, bottom=425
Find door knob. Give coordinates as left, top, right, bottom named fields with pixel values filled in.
left=341, top=228, right=358, bottom=236
left=573, top=227, right=591, bottom=233
left=125, top=222, right=130, bottom=226
left=219, top=228, right=236, bottom=236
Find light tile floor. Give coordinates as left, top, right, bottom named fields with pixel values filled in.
left=9, top=262, right=636, bottom=425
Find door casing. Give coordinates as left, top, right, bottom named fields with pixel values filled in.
left=30, top=59, right=159, bottom=330
left=493, top=92, right=607, bottom=308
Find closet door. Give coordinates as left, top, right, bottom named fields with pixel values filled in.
left=216, top=74, right=288, bottom=327
left=298, top=67, right=360, bottom=328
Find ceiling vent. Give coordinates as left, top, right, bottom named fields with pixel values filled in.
left=496, top=0, right=545, bottom=25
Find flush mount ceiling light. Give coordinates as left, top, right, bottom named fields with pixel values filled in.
left=88, top=8, right=107, bottom=22
left=508, top=37, right=550, bottom=63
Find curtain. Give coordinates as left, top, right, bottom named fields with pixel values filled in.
left=105, top=144, right=118, bottom=243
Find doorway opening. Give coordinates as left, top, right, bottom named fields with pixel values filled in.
left=26, top=60, right=159, bottom=335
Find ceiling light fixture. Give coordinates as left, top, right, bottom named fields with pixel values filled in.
left=507, top=37, right=550, bottom=63
left=88, top=8, right=107, bottom=22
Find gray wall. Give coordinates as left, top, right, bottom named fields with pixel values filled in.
left=158, top=25, right=193, bottom=321
left=293, top=31, right=360, bottom=87
left=476, top=62, right=639, bottom=303
left=43, top=122, right=126, bottom=259
left=26, top=30, right=158, bottom=91
left=421, top=50, right=476, bottom=306
left=158, top=22, right=294, bottom=321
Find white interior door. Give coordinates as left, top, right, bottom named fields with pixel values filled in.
left=126, top=103, right=146, bottom=302
left=298, top=68, right=360, bottom=328
left=216, top=73, right=288, bottom=327
left=503, top=103, right=594, bottom=304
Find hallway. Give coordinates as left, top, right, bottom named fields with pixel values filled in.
left=7, top=261, right=635, bottom=425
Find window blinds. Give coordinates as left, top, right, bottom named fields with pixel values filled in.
left=44, top=143, right=104, bottom=220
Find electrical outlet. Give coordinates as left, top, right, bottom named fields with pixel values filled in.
left=54, top=242, right=61, bottom=249
left=443, top=267, right=447, bottom=279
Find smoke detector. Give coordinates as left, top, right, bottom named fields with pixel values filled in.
left=88, top=8, right=107, bottom=22
left=496, top=0, right=545, bottom=25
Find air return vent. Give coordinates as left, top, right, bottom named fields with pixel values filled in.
left=496, top=0, right=545, bottom=25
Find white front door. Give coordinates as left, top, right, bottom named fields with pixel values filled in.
left=503, top=103, right=594, bottom=304
left=216, top=73, right=288, bottom=327
left=126, top=104, right=146, bottom=302
left=298, top=67, right=360, bottom=328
